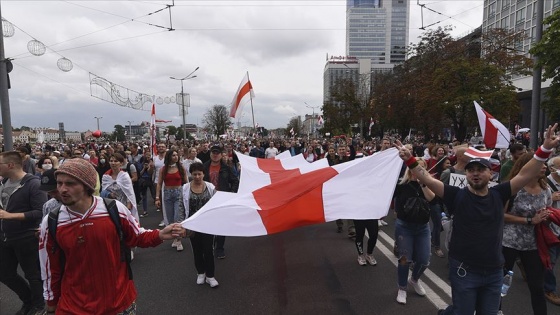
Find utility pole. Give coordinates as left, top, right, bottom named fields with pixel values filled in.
left=171, top=67, right=199, bottom=142
left=94, top=116, right=103, bottom=131
left=305, top=102, right=320, bottom=139
left=0, top=3, right=14, bottom=151
left=529, top=0, right=543, bottom=150
left=127, top=121, right=133, bottom=142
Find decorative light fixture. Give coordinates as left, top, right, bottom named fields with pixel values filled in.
left=27, top=39, right=46, bottom=56
left=2, top=18, right=14, bottom=37
left=57, top=57, right=73, bottom=72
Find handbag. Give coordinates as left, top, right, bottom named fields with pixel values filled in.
left=401, top=183, right=431, bottom=223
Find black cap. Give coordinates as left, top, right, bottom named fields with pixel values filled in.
left=465, top=158, right=492, bottom=170
left=210, top=145, right=223, bottom=153
left=39, top=169, right=57, bottom=192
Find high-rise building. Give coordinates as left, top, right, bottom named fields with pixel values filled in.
left=346, top=0, right=409, bottom=64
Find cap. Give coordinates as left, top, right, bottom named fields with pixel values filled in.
left=53, top=150, right=61, bottom=155
left=210, top=145, right=223, bottom=153
left=465, top=158, right=492, bottom=170
left=39, top=169, right=57, bottom=192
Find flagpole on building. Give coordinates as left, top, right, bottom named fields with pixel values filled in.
left=247, top=71, right=256, bottom=131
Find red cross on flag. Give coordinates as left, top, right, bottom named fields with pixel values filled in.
left=181, top=149, right=402, bottom=236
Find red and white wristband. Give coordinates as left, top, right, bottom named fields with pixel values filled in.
left=534, top=145, right=553, bottom=162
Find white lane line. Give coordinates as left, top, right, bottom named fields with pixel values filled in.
left=365, top=229, right=451, bottom=310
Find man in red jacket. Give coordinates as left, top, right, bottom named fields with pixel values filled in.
left=38, top=158, right=183, bottom=315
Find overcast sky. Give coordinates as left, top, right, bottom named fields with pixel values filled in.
left=2, top=0, right=483, bottom=132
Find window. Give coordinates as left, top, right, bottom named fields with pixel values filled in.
left=515, top=8, right=525, bottom=24
left=501, top=0, right=510, bottom=10
left=501, top=17, right=509, bottom=29
left=488, top=1, right=497, bottom=17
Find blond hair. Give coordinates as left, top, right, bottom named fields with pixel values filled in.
left=399, top=158, right=426, bottom=185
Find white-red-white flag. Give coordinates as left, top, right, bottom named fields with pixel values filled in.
left=368, top=117, right=374, bottom=136
left=474, top=101, right=510, bottom=149
left=464, top=147, right=494, bottom=159
left=150, top=101, right=157, bottom=156
left=318, top=115, right=324, bottom=125
left=182, top=149, right=402, bottom=236
left=155, top=119, right=172, bottom=123
left=229, top=72, right=255, bottom=118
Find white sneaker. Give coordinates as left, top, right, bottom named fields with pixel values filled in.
left=380, top=219, right=388, bottom=226
left=497, top=311, right=504, bottom=315
left=396, top=289, right=407, bottom=304
left=206, top=277, right=219, bottom=288
left=196, top=274, right=206, bottom=285
left=366, top=254, right=377, bottom=266
left=176, top=242, right=184, bottom=252
left=408, top=278, right=426, bottom=296
left=357, top=254, right=367, bottom=266
left=158, top=221, right=165, bottom=227
left=130, top=250, right=134, bottom=261
left=171, top=239, right=178, bottom=248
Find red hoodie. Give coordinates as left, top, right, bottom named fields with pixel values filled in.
left=536, top=207, right=560, bottom=269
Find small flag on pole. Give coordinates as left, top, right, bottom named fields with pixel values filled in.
left=464, top=147, right=494, bottom=159
left=318, top=115, right=324, bottom=125
left=368, top=118, right=374, bottom=136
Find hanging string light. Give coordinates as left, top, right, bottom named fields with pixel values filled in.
left=2, top=18, right=15, bottom=37
left=57, top=57, right=73, bottom=72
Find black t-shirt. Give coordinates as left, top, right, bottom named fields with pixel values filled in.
left=394, top=181, right=430, bottom=224
left=443, top=183, right=511, bottom=269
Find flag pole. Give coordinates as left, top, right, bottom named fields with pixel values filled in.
left=247, top=71, right=256, bottom=131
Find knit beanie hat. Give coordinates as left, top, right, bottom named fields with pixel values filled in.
left=55, top=158, right=97, bottom=192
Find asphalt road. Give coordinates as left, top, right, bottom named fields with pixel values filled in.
left=2, top=208, right=559, bottom=315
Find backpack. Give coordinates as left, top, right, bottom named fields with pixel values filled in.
left=47, top=198, right=133, bottom=280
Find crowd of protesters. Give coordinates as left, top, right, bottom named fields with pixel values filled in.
left=1, top=127, right=560, bottom=314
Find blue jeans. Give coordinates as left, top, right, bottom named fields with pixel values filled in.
left=429, top=202, right=442, bottom=248
left=395, top=219, right=430, bottom=289
left=441, top=257, right=502, bottom=315
left=544, top=244, right=560, bottom=293
left=163, top=187, right=182, bottom=223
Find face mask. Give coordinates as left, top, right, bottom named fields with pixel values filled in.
left=100, top=159, right=106, bottom=164
left=42, top=164, right=52, bottom=170
left=556, top=170, right=560, bottom=176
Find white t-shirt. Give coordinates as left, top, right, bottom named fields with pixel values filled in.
left=153, top=155, right=166, bottom=183
left=265, top=147, right=278, bottom=159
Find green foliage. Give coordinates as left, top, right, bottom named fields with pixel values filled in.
left=202, top=105, right=232, bottom=137
left=530, top=9, right=560, bottom=121
left=113, top=124, right=126, bottom=142
left=286, top=116, right=302, bottom=137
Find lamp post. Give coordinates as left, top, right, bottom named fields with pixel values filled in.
left=94, top=116, right=102, bottom=131
left=304, top=102, right=320, bottom=138
left=127, top=120, right=133, bottom=141
left=170, top=67, right=199, bottom=142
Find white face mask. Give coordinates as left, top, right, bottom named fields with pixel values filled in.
left=42, top=164, right=53, bottom=170
left=100, top=159, right=106, bottom=164
left=556, top=170, right=560, bottom=176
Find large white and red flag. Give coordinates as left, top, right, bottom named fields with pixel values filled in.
left=474, top=101, right=510, bottom=149
left=150, top=101, right=157, bottom=156
left=229, top=72, right=255, bottom=118
left=181, top=149, right=402, bottom=236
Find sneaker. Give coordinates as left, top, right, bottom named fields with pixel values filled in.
left=357, top=254, right=367, bottom=266
left=215, top=249, right=226, bottom=259
left=408, top=278, right=426, bottom=296
left=206, top=277, right=219, bottom=288
left=366, top=254, right=377, bottom=266
left=545, top=291, right=560, bottom=305
left=380, top=219, right=388, bottom=226
left=171, top=239, right=178, bottom=248
left=176, top=242, right=184, bottom=252
left=15, top=304, right=32, bottom=315
left=140, top=212, right=148, bottom=218
left=196, top=274, right=206, bottom=285
left=396, top=289, right=407, bottom=304
left=497, top=311, right=504, bottom=315
left=158, top=221, right=165, bottom=227
left=26, top=305, right=46, bottom=315
left=434, top=247, right=445, bottom=258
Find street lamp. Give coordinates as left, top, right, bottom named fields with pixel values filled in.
left=94, top=116, right=102, bottom=131
left=170, top=67, right=199, bottom=142
left=304, top=102, right=320, bottom=138
left=127, top=121, right=133, bottom=141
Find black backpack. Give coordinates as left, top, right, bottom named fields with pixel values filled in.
left=47, top=198, right=133, bottom=280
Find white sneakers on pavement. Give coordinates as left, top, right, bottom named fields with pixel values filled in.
left=176, top=242, right=184, bottom=251
left=171, top=239, right=178, bottom=248
left=408, top=278, right=426, bottom=296
left=365, top=254, right=377, bottom=266
left=197, top=274, right=206, bottom=285
left=357, top=255, right=367, bottom=266
left=206, top=277, right=219, bottom=288
left=396, top=289, right=407, bottom=304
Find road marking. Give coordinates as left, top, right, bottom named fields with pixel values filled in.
left=365, top=229, right=451, bottom=310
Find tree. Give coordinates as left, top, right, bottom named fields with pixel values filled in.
left=286, top=116, right=302, bottom=137
left=203, top=105, right=231, bottom=137
left=530, top=9, right=560, bottom=121
left=113, top=125, right=126, bottom=142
